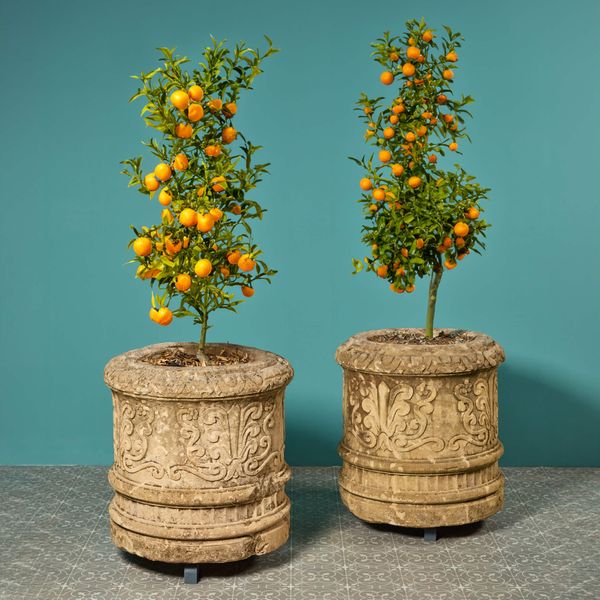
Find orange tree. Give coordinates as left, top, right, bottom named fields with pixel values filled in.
left=121, top=38, right=278, bottom=360
left=351, top=19, right=490, bottom=338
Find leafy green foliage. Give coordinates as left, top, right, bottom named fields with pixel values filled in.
left=352, top=19, right=490, bottom=296
left=121, top=37, right=278, bottom=343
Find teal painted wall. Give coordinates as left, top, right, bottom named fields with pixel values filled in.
left=1, top=0, right=599, bottom=466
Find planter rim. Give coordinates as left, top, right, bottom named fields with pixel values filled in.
left=336, top=328, right=504, bottom=375
left=105, top=341, right=293, bottom=399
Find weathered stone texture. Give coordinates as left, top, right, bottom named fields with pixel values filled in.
left=104, top=342, right=293, bottom=563
left=336, top=329, right=505, bottom=528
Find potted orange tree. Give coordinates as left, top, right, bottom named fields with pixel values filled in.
left=337, top=20, right=505, bottom=540
left=104, top=38, right=293, bottom=578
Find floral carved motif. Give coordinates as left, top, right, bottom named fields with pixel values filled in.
left=448, top=372, right=498, bottom=450
left=174, top=400, right=281, bottom=482
left=347, top=374, right=445, bottom=455
left=117, top=400, right=166, bottom=478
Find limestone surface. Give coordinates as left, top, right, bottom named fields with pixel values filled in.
left=336, top=328, right=505, bottom=528
left=104, top=342, right=293, bottom=563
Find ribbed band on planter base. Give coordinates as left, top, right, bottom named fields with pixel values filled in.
left=336, top=328, right=505, bottom=529
left=110, top=509, right=290, bottom=564
left=104, top=342, right=293, bottom=564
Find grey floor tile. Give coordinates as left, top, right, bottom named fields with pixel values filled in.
left=1, top=466, right=599, bottom=600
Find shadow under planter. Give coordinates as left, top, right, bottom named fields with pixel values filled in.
left=336, top=328, right=505, bottom=530
left=104, top=342, right=293, bottom=565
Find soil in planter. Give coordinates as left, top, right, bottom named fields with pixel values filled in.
left=368, top=329, right=468, bottom=346
left=144, top=346, right=251, bottom=367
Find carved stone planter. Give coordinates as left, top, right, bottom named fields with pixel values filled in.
left=337, top=328, right=505, bottom=528
left=104, top=342, right=293, bottom=563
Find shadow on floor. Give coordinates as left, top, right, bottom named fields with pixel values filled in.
left=368, top=520, right=484, bottom=540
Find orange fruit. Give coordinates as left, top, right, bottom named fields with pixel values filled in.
left=369, top=203, right=378, bottom=212
left=389, top=52, right=400, bottom=62
left=443, top=236, right=453, bottom=248
left=364, top=106, right=373, bottom=115
left=196, top=213, right=215, bottom=233
left=376, top=264, right=388, bottom=278
left=231, top=204, right=242, bottom=215
left=238, top=254, right=256, bottom=272
left=428, top=154, right=437, bottom=163
left=175, top=123, right=193, bottom=138
left=187, top=103, right=204, bottom=122
left=207, top=98, right=223, bottom=111
left=380, top=71, right=394, bottom=85
left=179, top=208, right=198, bottom=227
left=446, top=51, right=458, bottom=62
left=372, top=188, right=386, bottom=201
left=405, top=284, right=415, bottom=293
left=241, top=285, right=254, bottom=298
left=443, top=69, right=454, bottom=80
left=416, top=125, right=427, bottom=137
left=416, top=238, right=425, bottom=249
left=407, top=176, right=422, bottom=189
left=196, top=186, right=206, bottom=198
left=379, top=149, right=392, bottom=163
left=175, top=273, right=192, bottom=292
left=391, top=163, right=404, bottom=176
left=466, top=207, right=480, bottom=219
left=227, top=250, right=241, bottom=265
left=389, top=114, right=399, bottom=125
left=133, top=237, right=152, bottom=256
left=170, top=90, right=189, bottom=110
left=158, top=189, right=172, bottom=206
left=437, top=94, right=448, bottom=104
left=220, top=266, right=230, bottom=277
left=383, top=127, right=395, bottom=139
left=392, top=103, right=405, bottom=114
left=165, top=236, right=182, bottom=255
left=209, top=207, right=223, bottom=221
left=188, top=85, right=204, bottom=101
left=408, top=36, right=416, bottom=46
left=444, top=259, right=457, bottom=270
left=157, top=307, right=173, bottom=326
left=422, top=111, right=432, bottom=119
left=449, top=142, right=458, bottom=151
left=204, top=145, right=221, bottom=157
left=154, top=163, right=172, bottom=182
left=183, top=236, right=190, bottom=248
left=194, top=259, right=212, bottom=278
left=406, top=46, right=421, bottom=60
left=422, top=30, right=433, bottom=43
left=223, top=102, right=237, bottom=117
left=404, top=132, right=416, bottom=142
left=443, top=114, right=454, bottom=124
left=454, top=222, right=469, bottom=237
left=149, top=308, right=160, bottom=322
left=221, top=127, right=237, bottom=144
left=359, top=178, right=372, bottom=191
left=144, top=173, right=159, bottom=191
left=402, top=63, right=416, bottom=77
left=172, top=153, right=189, bottom=171
left=455, top=237, right=465, bottom=248
left=211, top=175, right=226, bottom=192
left=400, top=248, right=409, bottom=259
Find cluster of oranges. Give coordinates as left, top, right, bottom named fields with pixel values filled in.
left=131, top=85, right=257, bottom=325
left=353, top=22, right=486, bottom=295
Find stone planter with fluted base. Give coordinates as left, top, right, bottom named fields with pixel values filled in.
left=336, top=328, right=505, bottom=529
left=104, top=342, right=293, bottom=564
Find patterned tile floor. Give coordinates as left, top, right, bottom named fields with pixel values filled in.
left=1, top=467, right=599, bottom=599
